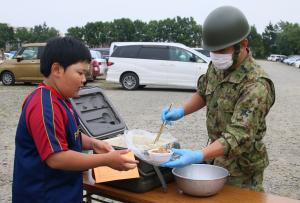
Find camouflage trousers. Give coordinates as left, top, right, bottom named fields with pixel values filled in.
left=226, top=171, right=264, bottom=192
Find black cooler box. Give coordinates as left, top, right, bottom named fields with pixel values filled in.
left=70, top=87, right=177, bottom=193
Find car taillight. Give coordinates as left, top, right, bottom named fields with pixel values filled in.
left=92, top=60, right=98, bottom=67
left=107, top=61, right=114, bottom=66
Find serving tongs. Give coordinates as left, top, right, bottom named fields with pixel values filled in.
left=153, top=103, right=173, bottom=144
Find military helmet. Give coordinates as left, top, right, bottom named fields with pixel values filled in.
left=202, top=6, right=250, bottom=51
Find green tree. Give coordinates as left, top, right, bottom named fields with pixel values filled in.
left=146, top=20, right=160, bottom=41
left=248, top=26, right=264, bottom=58
left=174, top=17, right=202, bottom=47
left=66, top=26, right=85, bottom=41
left=84, top=22, right=101, bottom=47
left=276, top=23, right=300, bottom=55
left=110, top=18, right=135, bottom=42
left=142, top=17, right=202, bottom=47
left=29, top=22, right=60, bottom=42
left=0, top=23, right=14, bottom=49
left=262, top=22, right=279, bottom=56
left=99, top=22, right=113, bottom=47
left=15, top=27, right=32, bottom=43
left=133, top=20, right=150, bottom=41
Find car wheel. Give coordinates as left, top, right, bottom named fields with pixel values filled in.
left=121, top=73, right=139, bottom=90
left=1, top=71, right=15, bottom=86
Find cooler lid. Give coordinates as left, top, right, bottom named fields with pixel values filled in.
left=70, top=87, right=127, bottom=140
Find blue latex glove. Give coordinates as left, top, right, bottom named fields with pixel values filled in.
left=160, top=148, right=204, bottom=168
left=161, top=107, right=184, bottom=125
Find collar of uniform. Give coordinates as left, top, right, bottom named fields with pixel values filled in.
left=38, top=82, right=64, bottom=100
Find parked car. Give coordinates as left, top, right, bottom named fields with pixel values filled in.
left=283, top=55, right=300, bottom=65
left=0, top=43, right=94, bottom=85
left=4, top=53, right=14, bottom=59
left=287, top=56, right=300, bottom=65
left=193, top=47, right=210, bottom=58
left=90, top=50, right=104, bottom=78
left=293, top=60, right=300, bottom=68
left=92, top=48, right=110, bottom=60
left=278, top=55, right=288, bottom=62
left=107, top=42, right=210, bottom=90
left=291, top=58, right=300, bottom=67
left=267, top=54, right=287, bottom=62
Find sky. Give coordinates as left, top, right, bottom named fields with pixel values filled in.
left=1, top=0, right=299, bottom=35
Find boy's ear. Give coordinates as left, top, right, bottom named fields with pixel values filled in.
left=51, top=63, right=63, bottom=77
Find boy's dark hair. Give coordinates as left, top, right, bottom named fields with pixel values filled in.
left=40, top=37, right=91, bottom=77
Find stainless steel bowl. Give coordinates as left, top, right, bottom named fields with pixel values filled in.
left=172, top=164, right=229, bottom=196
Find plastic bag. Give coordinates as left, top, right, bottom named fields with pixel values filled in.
left=124, top=129, right=177, bottom=166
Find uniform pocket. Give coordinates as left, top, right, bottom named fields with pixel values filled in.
left=237, top=154, right=266, bottom=175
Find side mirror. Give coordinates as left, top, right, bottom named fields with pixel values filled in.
left=190, top=56, right=197, bottom=62
left=16, top=55, right=23, bottom=62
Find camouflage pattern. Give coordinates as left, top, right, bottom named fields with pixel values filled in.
left=197, top=52, right=275, bottom=190
left=227, top=170, right=264, bottom=192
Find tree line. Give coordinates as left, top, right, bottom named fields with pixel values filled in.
left=0, top=17, right=299, bottom=58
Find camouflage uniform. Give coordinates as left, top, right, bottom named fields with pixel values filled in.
left=197, top=52, right=275, bottom=191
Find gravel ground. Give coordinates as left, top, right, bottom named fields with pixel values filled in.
left=0, top=60, right=299, bottom=202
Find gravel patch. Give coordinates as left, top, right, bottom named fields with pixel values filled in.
left=0, top=60, right=299, bottom=201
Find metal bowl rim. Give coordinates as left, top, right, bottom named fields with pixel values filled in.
left=172, top=164, right=229, bottom=181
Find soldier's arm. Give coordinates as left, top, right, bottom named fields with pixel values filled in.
left=182, top=72, right=208, bottom=116
left=183, top=93, right=206, bottom=116
left=218, top=78, right=275, bottom=157
left=202, top=140, right=224, bottom=160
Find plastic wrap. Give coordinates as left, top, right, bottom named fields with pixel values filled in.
left=124, top=129, right=177, bottom=166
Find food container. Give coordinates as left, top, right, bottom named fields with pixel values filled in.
left=148, top=148, right=173, bottom=165
left=172, top=164, right=229, bottom=196
left=124, top=129, right=177, bottom=166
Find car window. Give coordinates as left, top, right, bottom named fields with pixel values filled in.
left=197, top=49, right=210, bottom=57
left=137, top=46, right=169, bottom=60
left=169, top=47, right=192, bottom=62
left=90, top=50, right=102, bottom=59
left=170, top=47, right=205, bottom=63
left=99, top=50, right=109, bottom=56
left=111, top=45, right=140, bottom=58
left=38, top=46, right=45, bottom=59
left=20, top=47, right=38, bottom=60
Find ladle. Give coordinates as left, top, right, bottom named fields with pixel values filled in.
left=153, top=103, right=173, bottom=144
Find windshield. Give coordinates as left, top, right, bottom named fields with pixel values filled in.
left=90, top=50, right=102, bottom=59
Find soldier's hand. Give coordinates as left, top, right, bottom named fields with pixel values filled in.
left=161, top=107, right=184, bottom=125
left=160, top=148, right=203, bottom=168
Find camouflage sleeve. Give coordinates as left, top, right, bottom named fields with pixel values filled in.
left=218, top=78, right=275, bottom=157
left=196, top=74, right=207, bottom=103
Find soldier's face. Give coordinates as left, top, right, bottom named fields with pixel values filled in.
left=212, top=39, right=248, bottom=55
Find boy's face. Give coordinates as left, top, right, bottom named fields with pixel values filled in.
left=55, top=61, right=89, bottom=98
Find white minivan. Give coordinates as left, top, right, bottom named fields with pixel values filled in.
left=107, top=42, right=210, bottom=90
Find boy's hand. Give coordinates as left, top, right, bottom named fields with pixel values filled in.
left=107, top=149, right=138, bottom=171
left=92, top=140, right=114, bottom=154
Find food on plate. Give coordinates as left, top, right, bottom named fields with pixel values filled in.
left=148, top=147, right=173, bottom=165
